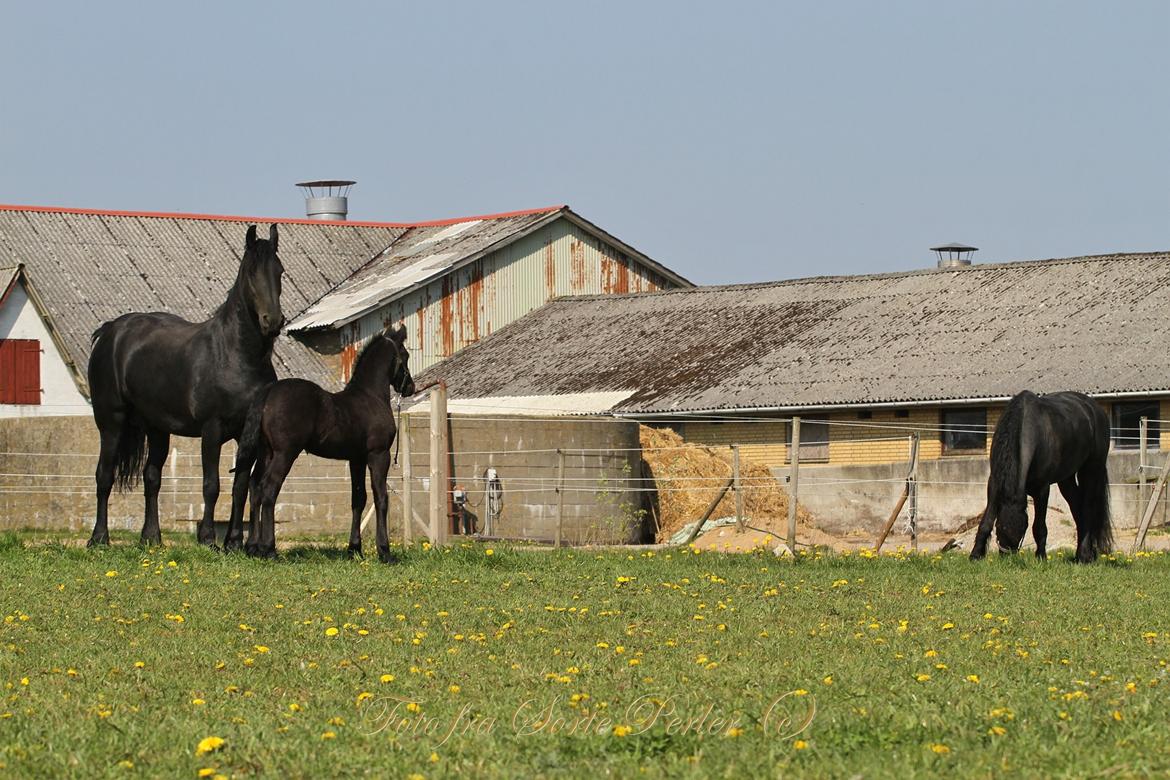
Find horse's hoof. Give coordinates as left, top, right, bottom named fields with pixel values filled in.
left=223, top=539, right=243, bottom=553
left=139, top=536, right=163, bottom=548
left=86, top=535, right=109, bottom=548
left=377, top=548, right=397, bottom=564
left=347, top=545, right=363, bottom=560
left=968, top=550, right=985, bottom=561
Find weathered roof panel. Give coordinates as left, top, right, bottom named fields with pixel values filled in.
left=0, top=206, right=408, bottom=392
left=422, top=252, right=1170, bottom=414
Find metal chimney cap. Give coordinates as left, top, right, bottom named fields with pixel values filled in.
left=930, top=243, right=978, bottom=253
left=295, top=180, right=356, bottom=189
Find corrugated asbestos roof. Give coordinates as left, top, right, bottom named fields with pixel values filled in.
left=421, top=252, right=1170, bottom=414
left=0, top=206, right=409, bottom=392
left=0, top=203, right=590, bottom=395
left=288, top=209, right=563, bottom=330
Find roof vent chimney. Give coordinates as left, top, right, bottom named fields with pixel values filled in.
left=296, top=180, right=356, bottom=221
left=931, top=242, right=978, bottom=269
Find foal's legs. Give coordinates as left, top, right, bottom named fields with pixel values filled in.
left=196, top=424, right=224, bottom=548
left=368, top=450, right=393, bottom=563
left=88, top=419, right=123, bottom=547
left=1030, top=487, right=1049, bottom=560
left=244, top=446, right=269, bottom=556
left=347, top=458, right=368, bottom=558
left=253, top=450, right=296, bottom=559
left=140, top=430, right=170, bottom=546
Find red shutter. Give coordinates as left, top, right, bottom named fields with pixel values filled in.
left=0, top=339, right=41, bottom=405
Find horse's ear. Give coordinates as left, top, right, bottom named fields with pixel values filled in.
left=392, top=324, right=407, bottom=342
left=269, top=224, right=279, bottom=252
left=245, top=225, right=257, bottom=253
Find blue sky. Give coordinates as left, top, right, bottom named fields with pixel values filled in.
left=1, top=1, right=1165, bottom=284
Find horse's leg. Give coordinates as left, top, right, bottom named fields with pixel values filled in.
left=224, top=442, right=255, bottom=553
left=368, top=450, right=393, bottom=564
left=244, top=445, right=268, bottom=556
left=347, top=458, right=367, bottom=558
left=970, top=497, right=997, bottom=560
left=254, top=450, right=295, bottom=559
left=1075, top=459, right=1112, bottom=563
left=1031, top=486, right=1049, bottom=561
left=195, top=424, right=224, bottom=548
left=1058, top=477, right=1086, bottom=562
left=140, top=430, right=170, bottom=547
left=88, top=420, right=123, bottom=547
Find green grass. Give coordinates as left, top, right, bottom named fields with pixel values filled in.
left=1, top=533, right=1168, bottom=778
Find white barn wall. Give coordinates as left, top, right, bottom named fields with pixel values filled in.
left=0, top=282, right=90, bottom=417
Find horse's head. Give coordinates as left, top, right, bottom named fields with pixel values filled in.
left=382, top=324, right=416, bottom=397
left=995, top=499, right=1028, bottom=553
left=241, top=225, right=285, bottom=338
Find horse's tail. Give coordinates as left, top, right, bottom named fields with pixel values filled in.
left=230, top=385, right=272, bottom=477
left=1081, top=405, right=1114, bottom=556
left=112, top=417, right=146, bottom=492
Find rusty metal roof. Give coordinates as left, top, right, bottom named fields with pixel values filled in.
left=0, top=205, right=408, bottom=393
left=287, top=207, right=691, bottom=332
left=422, top=251, right=1170, bottom=415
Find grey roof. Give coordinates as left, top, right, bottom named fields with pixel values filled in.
left=0, top=205, right=408, bottom=393
left=288, top=207, right=692, bottom=331
left=422, top=251, right=1170, bottom=415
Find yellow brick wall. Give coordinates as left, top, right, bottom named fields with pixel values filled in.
left=681, top=420, right=789, bottom=467
left=1163, top=400, right=1170, bottom=451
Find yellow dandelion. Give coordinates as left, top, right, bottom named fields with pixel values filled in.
left=321, top=731, right=336, bottom=740
left=929, top=743, right=950, bottom=755
left=613, top=724, right=632, bottom=737
left=989, top=725, right=1006, bottom=736
left=449, top=684, right=461, bottom=694
left=254, top=645, right=269, bottom=654
left=356, top=691, right=373, bottom=705
left=198, top=770, right=215, bottom=778
left=194, top=736, right=225, bottom=756
left=823, top=676, right=833, bottom=685
left=325, top=627, right=339, bottom=637
left=966, top=675, right=980, bottom=684
left=916, top=674, right=932, bottom=682
left=793, top=739, right=808, bottom=750
left=406, top=702, right=420, bottom=713
left=191, top=698, right=206, bottom=706
left=380, top=674, right=395, bottom=683
left=1112, top=710, right=1123, bottom=721
left=133, top=661, right=145, bottom=669
left=105, top=570, right=118, bottom=578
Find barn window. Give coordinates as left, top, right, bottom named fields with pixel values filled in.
left=0, top=339, right=41, bottom=405
left=1112, top=401, right=1159, bottom=450
left=941, top=408, right=987, bottom=453
left=787, top=420, right=829, bottom=463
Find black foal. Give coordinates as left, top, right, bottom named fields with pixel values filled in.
left=227, top=324, right=415, bottom=561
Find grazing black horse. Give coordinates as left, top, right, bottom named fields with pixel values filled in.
left=87, top=225, right=284, bottom=547
left=227, top=324, right=415, bottom=561
left=970, top=390, right=1113, bottom=563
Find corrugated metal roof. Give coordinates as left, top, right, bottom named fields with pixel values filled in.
left=421, top=252, right=1170, bottom=415
left=289, top=209, right=563, bottom=331
left=0, top=206, right=408, bottom=392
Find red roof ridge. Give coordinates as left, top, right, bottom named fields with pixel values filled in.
left=0, top=202, right=567, bottom=229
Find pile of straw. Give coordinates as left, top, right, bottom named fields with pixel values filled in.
left=639, top=425, right=818, bottom=543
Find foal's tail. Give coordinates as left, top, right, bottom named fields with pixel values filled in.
left=230, top=385, right=271, bottom=477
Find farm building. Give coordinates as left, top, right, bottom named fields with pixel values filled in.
left=417, top=250, right=1170, bottom=534
left=0, top=202, right=689, bottom=418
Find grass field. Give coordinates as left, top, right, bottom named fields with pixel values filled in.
left=1, top=533, right=1168, bottom=778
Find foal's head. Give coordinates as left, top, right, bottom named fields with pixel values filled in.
left=383, top=324, right=416, bottom=397
left=241, top=225, right=285, bottom=338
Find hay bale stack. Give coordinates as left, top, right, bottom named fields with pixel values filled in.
left=639, top=425, right=817, bottom=543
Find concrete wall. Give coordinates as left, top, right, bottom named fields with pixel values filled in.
left=0, top=282, right=90, bottom=418
left=391, top=412, right=648, bottom=545
left=773, top=450, right=1168, bottom=537
left=0, top=413, right=647, bottom=546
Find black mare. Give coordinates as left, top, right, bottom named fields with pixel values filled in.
left=227, top=324, right=416, bottom=561
left=970, top=390, right=1113, bottom=563
left=87, top=225, right=284, bottom=547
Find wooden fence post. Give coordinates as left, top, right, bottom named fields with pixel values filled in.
left=908, top=433, right=920, bottom=552
left=555, top=448, right=565, bottom=548
left=1133, top=453, right=1170, bottom=553
left=401, top=413, right=412, bottom=544
left=428, top=383, right=448, bottom=546
left=1138, top=416, right=1148, bottom=530
left=787, top=417, right=801, bottom=554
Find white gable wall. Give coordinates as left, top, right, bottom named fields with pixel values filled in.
left=0, top=282, right=90, bottom=417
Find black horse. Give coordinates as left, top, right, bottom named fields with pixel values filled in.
left=227, top=324, right=415, bottom=561
left=970, top=390, right=1113, bottom=563
left=87, top=225, right=284, bottom=547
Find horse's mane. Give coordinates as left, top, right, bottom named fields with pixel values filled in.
left=349, top=335, right=395, bottom=383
